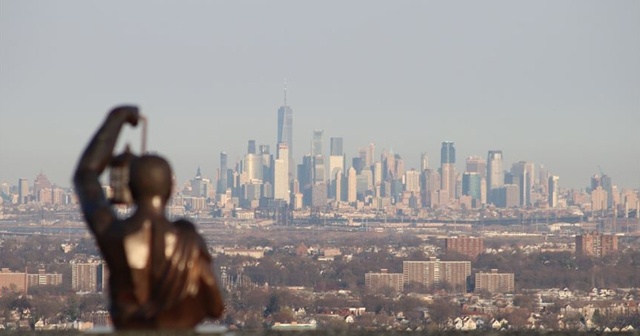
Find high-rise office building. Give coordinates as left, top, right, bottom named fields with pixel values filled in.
left=33, top=173, right=51, bottom=203
left=347, top=167, right=357, bottom=203
left=493, top=184, right=519, bottom=208
left=313, top=155, right=325, bottom=183
left=277, top=87, right=294, bottom=182
left=462, top=172, right=482, bottom=204
left=440, top=142, right=456, bottom=201
left=18, top=178, right=29, bottom=204
left=259, top=145, right=273, bottom=185
left=465, top=156, right=486, bottom=178
left=373, top=162, right=382, bottom=189
left=330, top=137, right=343, bottom=156
left=591, top=186, right=609, bottom=211
left=511, top=161, right=535, bottom=207
left=487, top=150, right=504, bottom=204
left=244, top=153, right=263, bottom=182
left=601, top=175, right=613, bottom=208
left=247, top=140, right=256, bottom=154
left=311, top=130, right=323, bottom=156
left=548, top=175, right=559, bottom=208
left=218, top=152, right=228, bottom=194
left=367, top=143, right=375, bottom=168
left=421, top=153, right=429, bottom=171
left=273, top=144, right=290, bottom=202
left=328, top=155, right=344, bottom=182
left=404, top=170, right=420, bottom=194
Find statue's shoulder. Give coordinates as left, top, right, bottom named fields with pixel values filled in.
left=172, top=219, right=197, bottom=232
left=172, top=219, right=209, bottom=254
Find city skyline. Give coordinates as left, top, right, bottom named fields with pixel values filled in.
left=1, top=1, right=638, bottom=189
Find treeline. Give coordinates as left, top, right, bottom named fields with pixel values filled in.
left=475, top=250, right=640, bottom=291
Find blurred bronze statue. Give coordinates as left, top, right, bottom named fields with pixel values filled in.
left=74, top=106, right=224, bottom=329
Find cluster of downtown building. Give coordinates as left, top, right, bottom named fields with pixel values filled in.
left=198, top=98, right=638, bottom=218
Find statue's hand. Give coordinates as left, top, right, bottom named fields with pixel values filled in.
left=109, top=105, right=140, bottom=127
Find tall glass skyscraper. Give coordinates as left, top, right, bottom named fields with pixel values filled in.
left=330, top=137, right=343, bottom=156
left=440, top=141, right=456, bottom=200
left=218, top=151, right=228, bottom=194
left=277, top=87, right=294, bottom=182
left=312, top=130, right=323, bottom=156
left=487, top=150, right=504, bottom=204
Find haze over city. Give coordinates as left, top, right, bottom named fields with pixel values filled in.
left=1, top=1, right=639, bottom=189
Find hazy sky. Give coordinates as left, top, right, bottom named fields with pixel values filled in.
left=1, top=1, right=639, bottom=190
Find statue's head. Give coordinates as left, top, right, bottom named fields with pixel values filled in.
left=129, top=155, right=173, bottom=204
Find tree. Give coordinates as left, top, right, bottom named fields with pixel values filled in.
left=427, top=297, right=458, bottom=329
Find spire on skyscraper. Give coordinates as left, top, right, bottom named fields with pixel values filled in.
left=284, top=79, right=288, bottom=107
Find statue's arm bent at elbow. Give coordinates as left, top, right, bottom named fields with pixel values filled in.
left=74, top=106, right=139, bottom=236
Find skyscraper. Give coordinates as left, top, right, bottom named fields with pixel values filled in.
left=511, top=161, right=535, bottom=207
left=329, top=137, right=345, bottom=201
left=18, top=178, right=29, bottom=204
left=277, top=86, right=294, bottom=182
left=311, top=130, right=323, bottom=156
left=347, top=167, right=357, bottom=203
left=330, top=137, right=343, bottom=156
left=217, top=152, right=228, bottom=194
left=274, top=143, right=290, bottom=202
left=465, top=156, right=486, bottom=178
left=601, top=175, right=613, bottom=208
left=420, top=152, right=429, bottom=171
left=548, top=175, right=559, bottom=208
left=247, top=140, right=256, bottom=155
left=440, top=142, right=456, bottom=201
left=462, top=172, right=482, bottom=203
left=487, top=150, right=504, bottom=204
left=404, top=170, right=420, bottom=194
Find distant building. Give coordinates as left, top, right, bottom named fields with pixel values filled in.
left=273, top=144, right=290, bottom=203
left=404, top=170, right=421, bottom=194
left=18, top=178, right=29, bottom=204
left=403, top=259, right=470, bottom=292
left=347, top=167, right=357, bottom=203
left=330, top=137, right=343, bottom=156
left=475, top=269, right=514, bottom=293
left=33, top=172, right=52, bottom=202
left=365, top=269, right=404, bottom=293
left=0, top=268, right=27, bottom=293
left=575, top=232, right=618, bottom=257
left=487, top=150, right=504, bottom=204
left=462, top=172, right=482, bottom=206
left=71, top=260, right=104, bottom=293
left=494, top=184, right=519, bottom=208
left=466, top=156, right=487, bottom=179
left=591, top=186, right=608, bottom=212
left=445, top=236, right=484, bottom=259
left=223, top=248, right=265, bottom=259
left=26, top=268, right=63, bottom=287
left=312, top=130, right=323, bottom=157
left=277, top=89, right=294, bottom=182
left=440, top=142, right=456, bottom=201
left=548, top=175, right=559, bottom=208
left=510, top=161, right=535, bottom=207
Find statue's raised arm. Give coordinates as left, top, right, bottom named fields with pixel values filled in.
left=74, top=106, right=139, bottom=237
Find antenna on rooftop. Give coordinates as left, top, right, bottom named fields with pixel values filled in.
left=284, top=79, right=288, bottom=106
